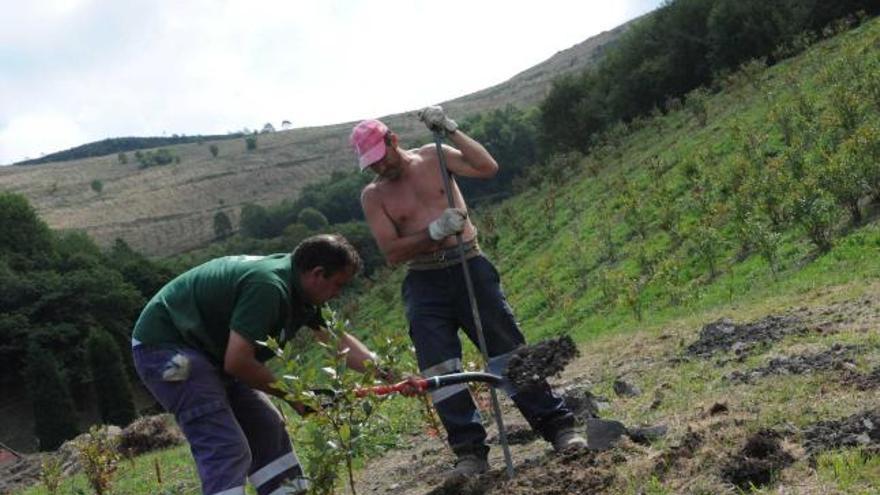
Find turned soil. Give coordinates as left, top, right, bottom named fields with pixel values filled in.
left=354, top=291, right=880, bottom=494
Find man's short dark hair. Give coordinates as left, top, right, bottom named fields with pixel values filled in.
left=293, top=234, right=362, bottom=276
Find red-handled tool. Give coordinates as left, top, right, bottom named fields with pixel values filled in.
left=355, top=372, right=502, bottom=398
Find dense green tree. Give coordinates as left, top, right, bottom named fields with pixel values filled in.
left=297, top=207, right=329, bottom=231
left=107, top=238, right=173, bottom=298
left=25, top=344, right=80, bottom=450
left=213, top=211, right=233, bottom=239
left=0, top=192, right=56, bottom=267
left=86, top=329, right=136, bottom=426
left=240, top=203, right=272, bottom=238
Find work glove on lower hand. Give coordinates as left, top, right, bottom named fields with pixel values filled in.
left=418, top=105, right=458, bottom=136
left=428, top=208, right=467, bottom=240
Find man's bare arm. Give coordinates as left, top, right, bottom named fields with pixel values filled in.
left=435, top=130, right=498, bottom=178
left=224, top=330, right=283, bottom=396
left=361, top=186, right=440, bottom=265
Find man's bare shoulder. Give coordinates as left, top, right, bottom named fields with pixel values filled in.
left=360, top=181, right=382, bottom=203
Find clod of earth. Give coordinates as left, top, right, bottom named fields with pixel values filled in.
left=612, top=378, right=641, bottom=397
left=803, top=408, right=880, bottom=459
left=840, top=366, right=880, bottom=390
left=721, top=429, right=795, bottom=491
left=559, top=386, right=607, bottom=422
left=506, top=336, right=579, bottom=389
left=725, top=344, right=859, bottom=384
left=627, top=424, right=668, bottom=445
left=652, top=430, right=703, bottom=478
left=685, top=315, right=806, bottom=360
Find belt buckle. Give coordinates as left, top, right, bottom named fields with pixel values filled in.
left=435, top=249, right=447, bottom=263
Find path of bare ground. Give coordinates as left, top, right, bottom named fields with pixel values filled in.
left=355, top=287, right=880, bottom=494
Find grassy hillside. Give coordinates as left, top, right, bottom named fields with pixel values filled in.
left=0, top=25, right=628, bottom=257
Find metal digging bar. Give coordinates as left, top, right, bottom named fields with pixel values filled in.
left=432, top=130, right=515, bottom=479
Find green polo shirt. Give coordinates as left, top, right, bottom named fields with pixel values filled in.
left=132, top=254, right=325, bottom=364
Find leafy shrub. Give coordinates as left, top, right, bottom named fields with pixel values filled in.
left=75, top=425, right=122, bottom=495
left=117, top=152, right=127, bottom=165
left=245, top=136, right=258, bottom=151
left=213, top=211, right=233, bottom=239
left=90, top=179, right=103, bottom=194
left=298, top=207, right=329, bottom=231
left=135, top=148, right=175, bottom=168
left=209, top=144, right=219, bottom=157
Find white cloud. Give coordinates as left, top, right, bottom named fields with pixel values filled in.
left=0, top=0, right=663, bottom=164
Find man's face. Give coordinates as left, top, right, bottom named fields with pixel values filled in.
left=302, top=266, right=355, bottom=305
left=367, top=142, right=402, bottom=180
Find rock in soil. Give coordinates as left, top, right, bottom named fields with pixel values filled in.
left=803, top=408, right=880, bottom=458
left=506, top=336, right=579, bottom=389
left=721, top=429, right=795, bottom=491
left=685, top=315, right=806, bottom=360
left=726, top=344, right=859, bottom=383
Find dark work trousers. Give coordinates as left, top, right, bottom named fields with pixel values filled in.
left=132, top=345, right=308, bottom=495
left=403, top=255, right=574, bottom=459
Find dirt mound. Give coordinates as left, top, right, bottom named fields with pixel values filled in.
left=803, top=408, right=880, bottom=457
left=506, top=336, right=579, bottom=389
left=118, top=415, right=185, bottom=456
left=726, top=344, right=859, bottom=383
left=721, top=430, right=794, bottom=490
left=685, top=315, right=806, bottom=360
left=841, top=366, right=880, bottom=390
left=559, top=386, right=606, bottom=423
left=428, top=450, right=614, bottom=495
left=652, top=430, right=703, bottom=478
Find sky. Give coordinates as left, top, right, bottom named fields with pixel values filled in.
left=0, top=0, right=663, bottom=165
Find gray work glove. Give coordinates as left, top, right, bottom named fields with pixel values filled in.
left=428, top=208, right=467, bottom=240
left=418, top=105, right=458, bottom=136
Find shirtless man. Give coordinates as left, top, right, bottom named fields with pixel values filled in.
left=352, top=107, right=586, bottom=478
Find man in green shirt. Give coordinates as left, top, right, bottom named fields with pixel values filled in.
left=132, top=234, right=381, bottom=495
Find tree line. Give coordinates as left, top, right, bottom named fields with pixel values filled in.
left=539, top=0, right=880, bottom=155
left=0, top=192, right=174, bottom=449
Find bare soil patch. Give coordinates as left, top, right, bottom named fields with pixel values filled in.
left=684, top=315, right=807, bottom=360
left=720, top=429, right=795, bottom=490
left=726, top=344, right=860, bottom=383
left=803, top=408, right=880, bottom=458
left=427, top=450, right=615, bottom=495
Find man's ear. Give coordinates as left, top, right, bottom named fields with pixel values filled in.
left=310, top=266, right=326, bottom=278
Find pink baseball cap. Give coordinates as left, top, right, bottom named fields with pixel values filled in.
left=349, top=119, right=388, bottom=170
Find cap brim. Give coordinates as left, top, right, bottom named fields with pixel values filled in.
left=358, top=143, right=386, bottom=170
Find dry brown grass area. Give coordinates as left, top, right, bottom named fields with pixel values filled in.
left=0, top=24, right=629, bottom=256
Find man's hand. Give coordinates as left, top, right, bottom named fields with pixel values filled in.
left=428, top=208, right=467, bottom=240
left=418, top=105, right=458, bottom=135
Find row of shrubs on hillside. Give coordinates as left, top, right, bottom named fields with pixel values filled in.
left=226, top=2, right=878, bottom=275
left=540, top=0, right=880, bottom=155
left=0, top=192, right=176, bottom=450
left=476, top=23, right=880, bottom=324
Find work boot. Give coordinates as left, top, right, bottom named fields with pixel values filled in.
left=552, top=427, right=588, bottom=452
left=447, top=453, right=489, bottom=479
